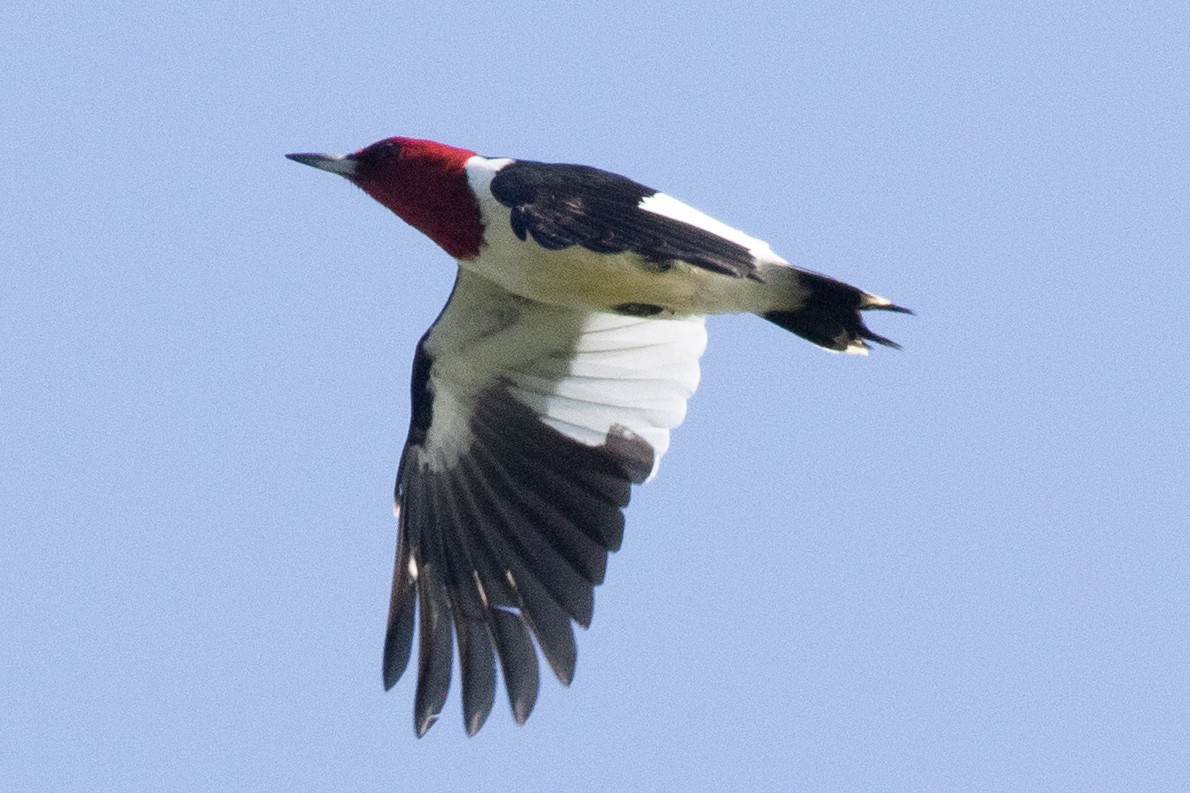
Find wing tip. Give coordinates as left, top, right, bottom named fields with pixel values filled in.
left=414, top=710, right=440, bottom=738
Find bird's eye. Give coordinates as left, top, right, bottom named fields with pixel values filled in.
left=357, top=139, right=402, bottom=171
left=376, top=140, right=401, bottom=162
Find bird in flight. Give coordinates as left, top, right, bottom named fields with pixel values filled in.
left=287, top=137, right=909, bottom=736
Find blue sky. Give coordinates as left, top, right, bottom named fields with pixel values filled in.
left=3, top=2, right=1188, bottom=790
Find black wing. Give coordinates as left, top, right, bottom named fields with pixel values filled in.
left=383, top=270, right=707, bottom=736
left=489, top=160, right=761, bottom=279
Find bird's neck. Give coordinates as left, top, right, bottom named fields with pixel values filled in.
left=361, top=147, right=483, bottom=260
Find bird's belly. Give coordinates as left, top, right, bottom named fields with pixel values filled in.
left=460, top=243, right=769, bottom=316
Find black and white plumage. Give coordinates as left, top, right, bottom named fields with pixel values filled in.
left=286, top=137, right=909, bottom=735
left=491, top=161, right=759, bottom=279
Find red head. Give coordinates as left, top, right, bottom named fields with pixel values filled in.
left=288, top=137, right=482, bottom=260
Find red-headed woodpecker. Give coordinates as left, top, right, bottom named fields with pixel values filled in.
left=287, top=137, right=910, bottom=736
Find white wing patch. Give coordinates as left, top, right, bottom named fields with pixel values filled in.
left=506, top=312, right=706, bottom=479
left=639, top=192, right=787, bottom=265
left=420, top=270, right=707, bottom=481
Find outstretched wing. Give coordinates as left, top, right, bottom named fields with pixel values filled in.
left=384, top=268, right=707, bottom=736
left=488, top=159, right=782, bottom=279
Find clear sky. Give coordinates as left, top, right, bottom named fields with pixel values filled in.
left=3, top=2, right=1188, bottom=791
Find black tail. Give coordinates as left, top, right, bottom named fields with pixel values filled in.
left=763, top=271, right=912, bottom=353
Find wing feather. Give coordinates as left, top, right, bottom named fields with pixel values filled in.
left=383, top=270, right=707, bottom=734
left=489, top=160, right=766, bottom=278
